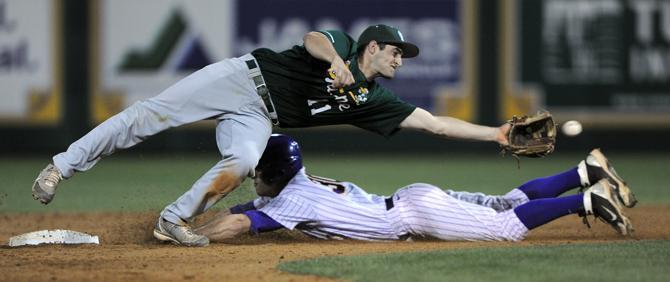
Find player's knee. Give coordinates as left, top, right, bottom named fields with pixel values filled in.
left=223, top=152, right=261, bottom=179
left=206, top=161, right=247, bottom=198
left=493, top=211, right=528, bottom=242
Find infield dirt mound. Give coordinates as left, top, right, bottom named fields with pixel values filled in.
left=1, top=206, right=669, bottom=281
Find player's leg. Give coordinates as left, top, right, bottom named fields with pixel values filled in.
left=154, top=104, right=272, bottom=246
left=515, top=149, right=636, bottom=206
left=511, top=194, right=583, bottom=232
left=31, top=101, right=176, bottom=204
left=443, top=165, right=583, bottom=211
left=442, top=159, right=597, bottom=211
left=392, top=184, right=529, bottom=241
left=32, top=55, right=258, bottom=204
left=394, top=181, right=632, bottom=242
left=512, top=167, right=582, bottom=200
left=444, top=189, right=529, bottom=212
left=514, top=179, right=633, bottom=235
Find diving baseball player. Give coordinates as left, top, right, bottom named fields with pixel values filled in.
left=195, top=134, right=636, bottom=242
left=31, top=25, right=512, bottom=247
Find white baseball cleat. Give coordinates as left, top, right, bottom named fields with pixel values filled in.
left=153, top=217, right=209, bottom=247
left=31, top=163, right=63, bottom=205
left=579, top=148, right=637, bottom=208
left=583, top=179, right=634, bottom=236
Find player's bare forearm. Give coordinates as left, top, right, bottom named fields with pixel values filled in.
left=193, top=209, right=232, bottom=230
left=304, top=32, right=340, bottom=63
left=430, top=116, right=504, bottom=143
left=193, top=213, right=251, bottom=241
left=303, top=32, right=354, bottom=87
left=400, top=108, right=509, bottom=145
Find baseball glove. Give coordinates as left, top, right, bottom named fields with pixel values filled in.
left=501, top=111, right=556, bottom=158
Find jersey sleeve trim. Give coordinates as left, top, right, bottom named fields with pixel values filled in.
left=321, top=30, right=336, bottom=43
left=351, top=86, right=417, bottom=137
left=317, top=30, right=355, bottom=60
left=230, top=200, right=256, bottom=214
left=244, top=210, right=285, bottom=234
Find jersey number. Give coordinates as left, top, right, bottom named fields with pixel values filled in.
left=307, top=99, right=331, bottom=115
left=307, top=174, right=345, bottom=194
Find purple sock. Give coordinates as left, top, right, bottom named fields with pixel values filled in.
left=513, top=194, right=584, bottom=229
left=517, top=167, right=581, bottom=200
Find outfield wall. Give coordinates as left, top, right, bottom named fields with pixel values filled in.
left=1, top=0, right=669, bottom=153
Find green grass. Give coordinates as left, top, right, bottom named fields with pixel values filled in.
left=2, top=152, right=668, bottom=281
left=0, top=153, right=257, bottom=213
left=279, top=240, right=670, bottom=282
left=0, top=151, right=668, bottom=212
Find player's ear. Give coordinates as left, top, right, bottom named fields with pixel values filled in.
left=369, top=41, right=378, bottom=54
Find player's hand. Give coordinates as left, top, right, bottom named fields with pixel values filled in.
left=496, top=123, right=511, bottom=146
left=328, top=57, right=354, bottom=88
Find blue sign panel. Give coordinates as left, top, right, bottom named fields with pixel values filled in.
left=234, top=0, right=462, bottom=111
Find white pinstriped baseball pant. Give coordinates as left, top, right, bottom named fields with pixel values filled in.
left=386, top=183, right=530, bottom=241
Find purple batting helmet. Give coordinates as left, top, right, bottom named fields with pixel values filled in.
left=255, top=134, right=303, bottom=185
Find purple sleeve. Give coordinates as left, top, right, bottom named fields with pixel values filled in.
left=230, top=201, right=256, bottom=214
left=243, top=210, right=285, bottom=233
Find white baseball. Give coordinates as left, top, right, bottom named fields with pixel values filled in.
left=562, top=120, right=583, bottom=136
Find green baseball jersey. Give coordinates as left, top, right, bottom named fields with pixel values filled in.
left=251, top=30, right=416, bottom=137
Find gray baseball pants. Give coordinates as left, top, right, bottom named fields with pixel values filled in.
left=52, top=54, right=273, bottom=225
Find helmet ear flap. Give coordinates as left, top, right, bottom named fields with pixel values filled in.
left=270, top=168, right=289, bottom=185
left=256, top=133, right=303, bottom=186
left=259, top=167, right=292, bottom=196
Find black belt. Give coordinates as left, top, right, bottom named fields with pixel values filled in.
left=385, top=197, right=394, bottom=210
left=245, top=59, right=279, bottom=125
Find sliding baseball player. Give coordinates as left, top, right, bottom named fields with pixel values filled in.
left=195, top=134, right=637, bottom=242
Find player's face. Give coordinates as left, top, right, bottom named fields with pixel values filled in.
left=370, top=43, right=403, bottom=79
left=253, top=171, right=281, bottom=197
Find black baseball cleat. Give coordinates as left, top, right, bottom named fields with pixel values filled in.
left=579, top=148, right=637, bottom=208
left=583, top=179, right=634, bottom=236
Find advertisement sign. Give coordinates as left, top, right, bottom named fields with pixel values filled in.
left=93, top=0, right=475, bottom=123
left=502, top=0, right=670, bottom=127
left=234, top=0, right=468, bottom=115
left=92, top=0, right=233, bottom=123
left=0, top=0, right=61, bottom=125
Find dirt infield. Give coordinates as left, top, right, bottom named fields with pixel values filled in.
left=1, top=206, right=669, bottom=281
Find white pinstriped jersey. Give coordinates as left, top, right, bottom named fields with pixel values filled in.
left=254, top=168, right=530, bottom=241
left=255, top=169, right=400, bottom=240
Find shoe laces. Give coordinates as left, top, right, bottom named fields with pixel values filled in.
left=170, top=222, right=198, bottom=237
left=44, top=168, right=62, bottom=186
left=181, top=226, right=196, bottom=236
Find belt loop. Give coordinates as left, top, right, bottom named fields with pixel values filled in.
left=385, top=197, right=394, bottom=210
left=245, top=58, right=279, bottom=125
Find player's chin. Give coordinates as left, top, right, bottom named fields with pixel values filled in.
left=380, top=70, right=396, bottom=79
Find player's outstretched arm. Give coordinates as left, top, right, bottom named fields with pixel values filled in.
left=194, top=213, right=251, bottom=242
left=399, top=107, right=509, bottom=145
